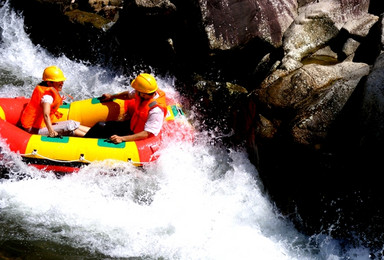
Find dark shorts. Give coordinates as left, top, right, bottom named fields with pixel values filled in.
left=83, top=120, right=133, bottom=139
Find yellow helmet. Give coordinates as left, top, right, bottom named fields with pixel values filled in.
left=131, top=73, right=158, bottom=94
left=42, top=66, right=66, bottom=82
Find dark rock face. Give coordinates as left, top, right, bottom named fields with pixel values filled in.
left=9, top=0, right=107, bottom=63
left=8, top=0, right=384, bottom=250
left=202, top=0, right=297, bottom=48
left=256, top=62, right=370, bottom=145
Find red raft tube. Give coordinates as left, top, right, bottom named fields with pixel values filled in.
left=0, top=95, right=193, bottom=174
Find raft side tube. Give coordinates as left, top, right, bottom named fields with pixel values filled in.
left=24, top=135, right=141, bottom=164
left=0, top=106, right=4, bottom=120
left=0, top=119, right=31, bottom=154
left=0, top=97, right=29, bottom=124
left=67, top=98, right=126, bottom=127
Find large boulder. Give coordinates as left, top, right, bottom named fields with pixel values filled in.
left=200, top=0, right=297, bottom=49
left=360, top=52, right=384, bottom=153
left=255, top=62, right=370, bottom=145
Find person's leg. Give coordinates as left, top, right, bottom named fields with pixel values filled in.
left=84, top=120, right=132, bottom=139
left=38, top=120, right=80, bottom=136
left=83, top=121, right=109, bottom=138
left=110, top=120, right=133, bottom=136
left=37, top=127, right=49, bottom=136
left=73, top=125, right=91, bottom=137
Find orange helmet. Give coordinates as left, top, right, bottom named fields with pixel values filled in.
left=131, top=73, right=158, bottom=94
left=42, top=66, right=66, bottom=82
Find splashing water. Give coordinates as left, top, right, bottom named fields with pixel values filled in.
left=0, top=1, right=378, bottom=259
left=0, top=139, right=313, bottom=259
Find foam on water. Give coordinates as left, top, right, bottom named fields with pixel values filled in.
left=1, top=139, right=313, bottom=259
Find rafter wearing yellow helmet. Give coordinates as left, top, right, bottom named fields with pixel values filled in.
left=42, top=66, right=67, bottom=82
left=20, top=66, right=90, bottom=138
left=84, top=73, right=168, bottom=143
left=131, top=73, right=158, bottom=94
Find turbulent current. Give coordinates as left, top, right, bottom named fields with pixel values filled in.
left=0, top=2, right=378, bottom=259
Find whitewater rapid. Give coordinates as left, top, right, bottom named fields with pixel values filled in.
left=0, top=2, right=376, bottom=259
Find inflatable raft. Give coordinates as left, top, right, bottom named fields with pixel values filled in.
left=0, top=95, right=193, bottom=173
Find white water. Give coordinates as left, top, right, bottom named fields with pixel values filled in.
left=0, top=2, right=374, bottom=259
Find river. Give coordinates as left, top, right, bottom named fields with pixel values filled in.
left=0, top=2, right=377, bottom=259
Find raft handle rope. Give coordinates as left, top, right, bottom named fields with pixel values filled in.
left=20, top=150, right=151, bottom=166
left=21, top=149, right=93, bottom=164
left=127, top=158, right=152, bottom=166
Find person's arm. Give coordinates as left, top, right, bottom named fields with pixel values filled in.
left=102, top=91, right=135, bottom=101
left=109, top=131, right=152, bottom=143
left=41, top=102, right=58, bottom=137
left=109, top=107, right=164, bottom=143
left=144, top=107, right=164, bottom=136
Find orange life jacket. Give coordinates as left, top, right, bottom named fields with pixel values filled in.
left=21, top=85, right=63, bottom=129
left=130, top=89, right=167, bottom=134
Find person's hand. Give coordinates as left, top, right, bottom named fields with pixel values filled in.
left=109, top=135, right=124, bottom=143
left=48, top=130, right=58, bottom=137
left=101, top=93, right=113, bottom=101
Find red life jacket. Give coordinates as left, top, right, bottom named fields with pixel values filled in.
left=21, top=85, right=63, bottom=129
left=130, top=89, right=167, bottom=134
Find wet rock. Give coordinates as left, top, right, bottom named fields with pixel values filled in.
left=360, top=52, right=384, bottom=150
left=254, top=62, right=370, bottom=145
left=200, top=0, right=297, bottom=49
left=282, top=0, right=376, bottom=66
left=65, top=9, right=112, bottom=30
